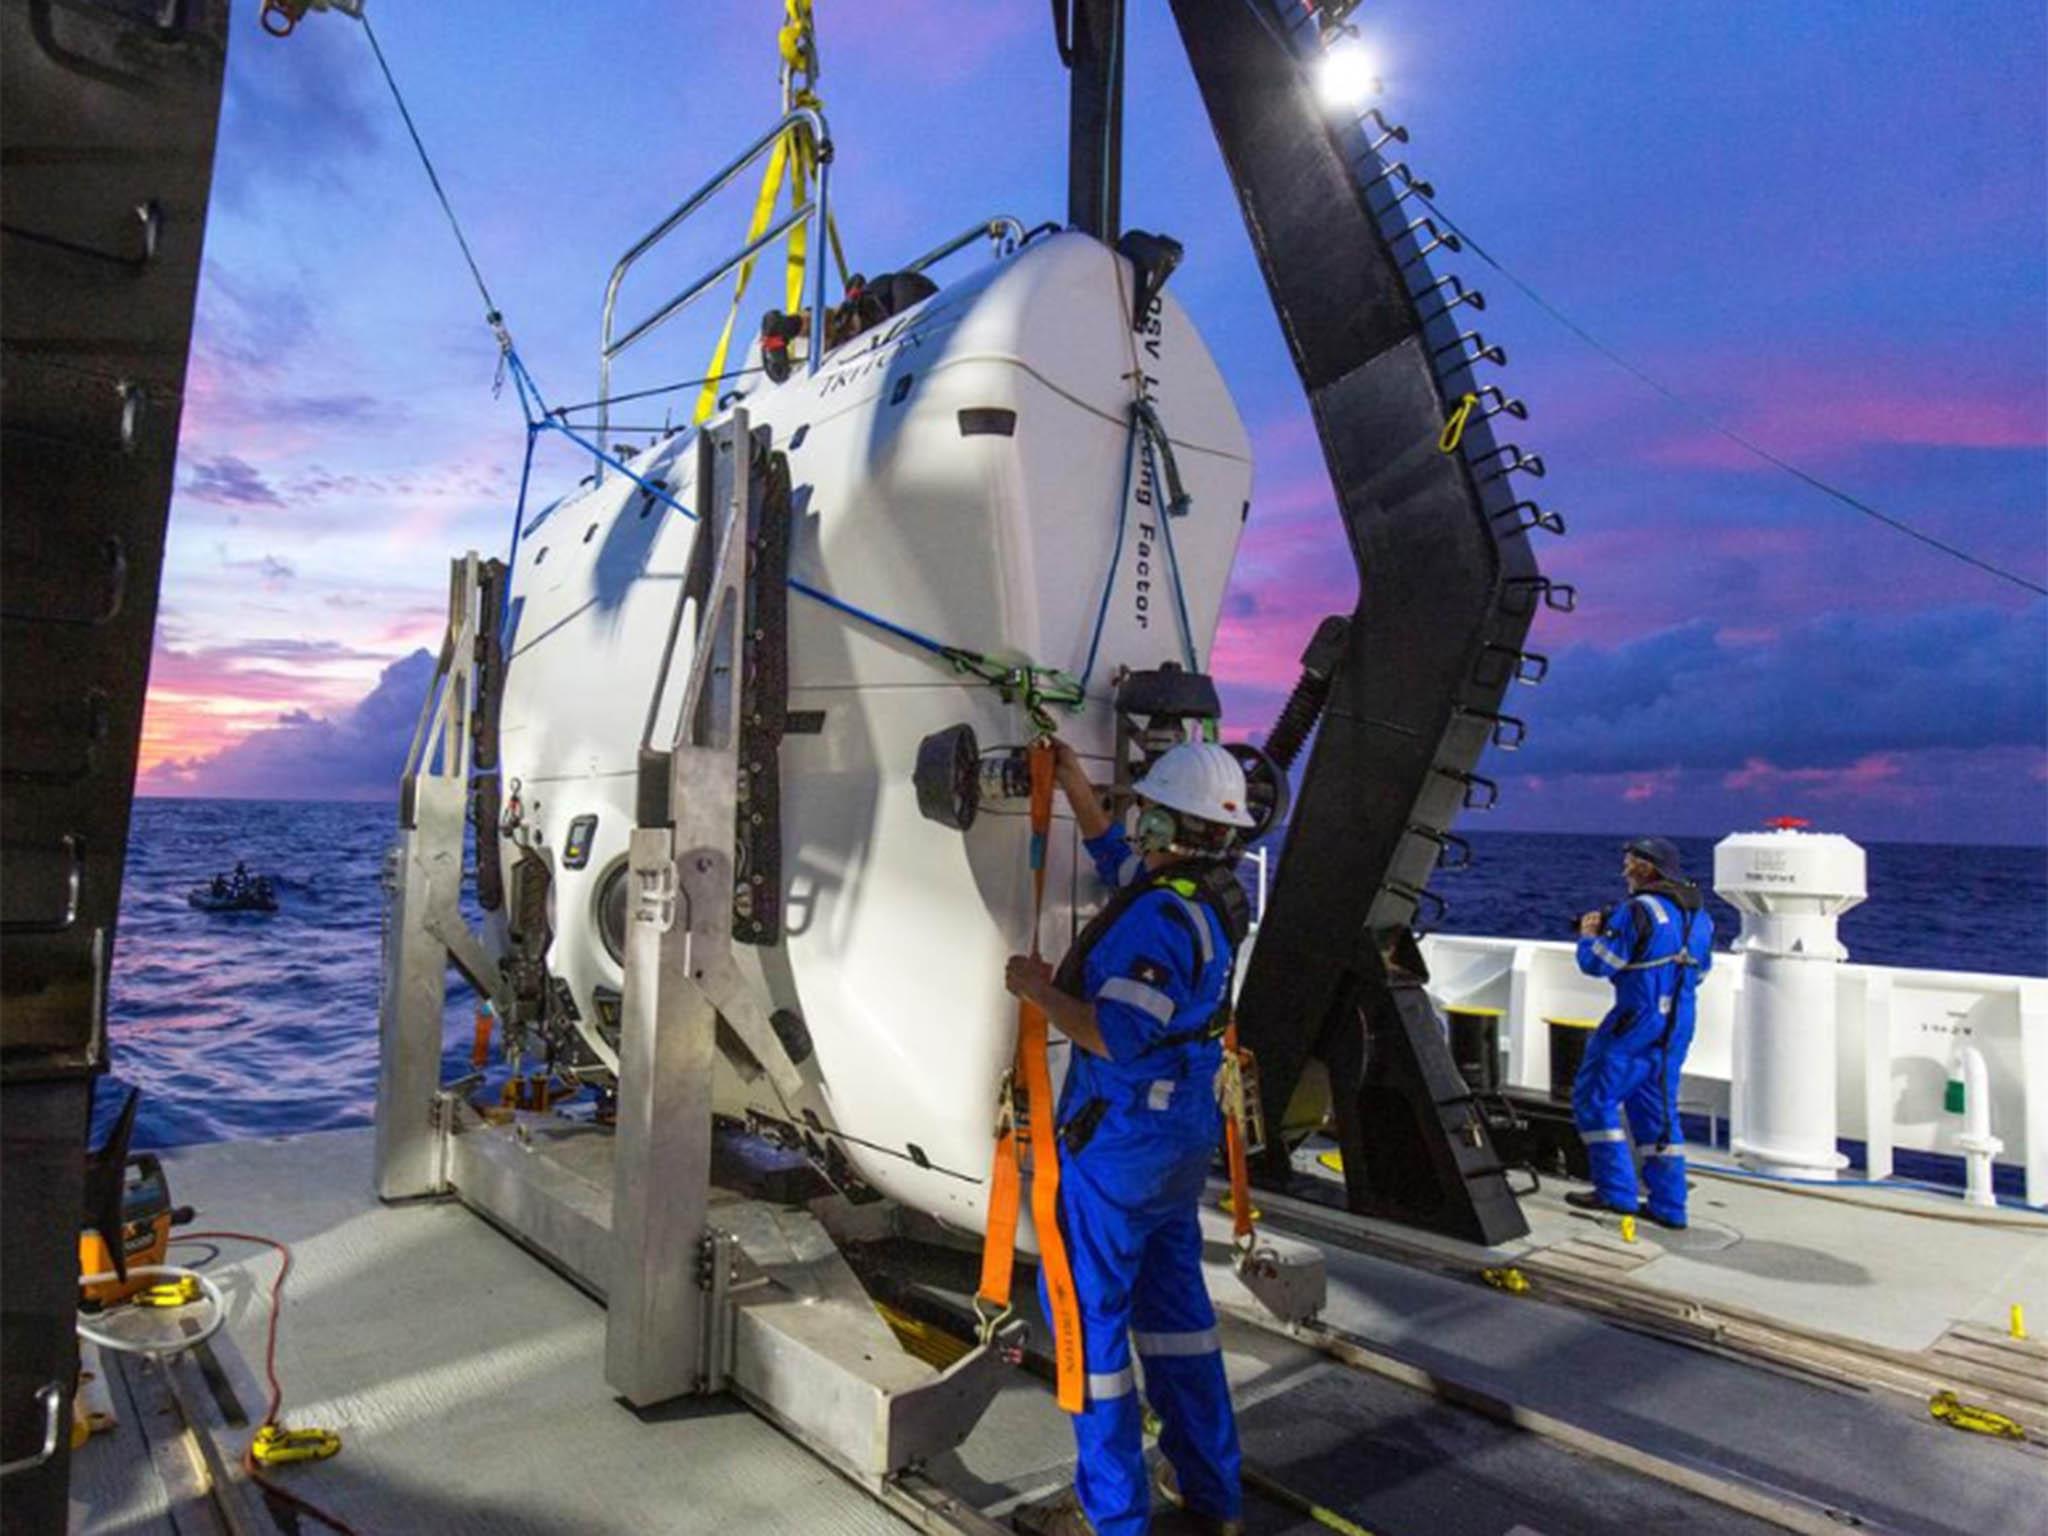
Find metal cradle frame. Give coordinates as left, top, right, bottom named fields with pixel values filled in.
left=372, top=415, right=1012, bottom=1486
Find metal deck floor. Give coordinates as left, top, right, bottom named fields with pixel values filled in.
left=67, top=1130, right=2048, bottom=1536
left=1279, top=1137, right=2048, bottom=1351
left=70, top=1131, right=917, bottom=1536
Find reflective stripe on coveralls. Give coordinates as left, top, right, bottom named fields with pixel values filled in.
left=1041, top=823, right=1243, bottom=1536
left=1573, top=890, right=1714, bottom=1223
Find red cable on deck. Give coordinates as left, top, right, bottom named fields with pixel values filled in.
left=174, top=1230, right=362, bottom=1536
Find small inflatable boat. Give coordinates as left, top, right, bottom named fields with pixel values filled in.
left=187, top=878, right=277, bottom=914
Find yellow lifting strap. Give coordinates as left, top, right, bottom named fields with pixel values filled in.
left=693, top=0, right=850, bottom=424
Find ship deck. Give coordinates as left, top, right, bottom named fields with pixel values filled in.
left=1277, top=1134, right=2048, bottom=1356
left=71, top=1129, right=2048, bottom=1536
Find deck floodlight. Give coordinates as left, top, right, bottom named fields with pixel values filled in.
left=1315, top=42, right=1380, bottom=112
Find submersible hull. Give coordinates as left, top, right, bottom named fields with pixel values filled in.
left=493, top=231, right=1251, bottom=1231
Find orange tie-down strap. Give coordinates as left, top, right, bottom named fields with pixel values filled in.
left=1222, top=1018, right=1256, bottom=1247
left=976, top=743, right=1085, bottom=1414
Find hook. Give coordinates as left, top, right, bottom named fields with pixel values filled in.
left=1361, top=108, right=1409, bottom=154
left=1434, top=767, right=1499, bottom=812
left=1472, top=444, right=1545, bottom=482
left=1501, top=576, right=1578, bottom=616
left=1475, top=386, right=1528, bottom=421
left=1457, top=706, right=1528, bottom=750
left=1477, top=643, right=1550, bottom=687
left=1433, top=331, right=1508, bottom=371
left=1407, top=824, right=1474, bottom=872
left=1493, top=500, right=1567, bottom=535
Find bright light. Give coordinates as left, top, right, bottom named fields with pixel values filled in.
left=1315, top=43, right=1381, bottom=112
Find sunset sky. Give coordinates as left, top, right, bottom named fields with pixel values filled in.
left=139, top=1, right=2047, bottom=842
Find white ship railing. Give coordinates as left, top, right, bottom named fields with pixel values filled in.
left=1417, top=932, right=2048, bottom=1208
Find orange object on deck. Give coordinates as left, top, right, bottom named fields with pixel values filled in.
left=470, top=1002, right=494, bottom=1070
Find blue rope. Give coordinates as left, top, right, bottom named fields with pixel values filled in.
left=352, top=21, right=1080, bottom=720
left=1138, top=414, right=1200, bottom=670
left=361, top=14, right=501, bottom=326
left=1078, top=408, right=1141, bottom=694
left=787, top=576, right=953, bottom=658
left=497, top=350, right=1080, bottom=722
left=534, top=415, right=699, bottom=525
left=504, top=423, right=539, bottom=573
left=508, top=351, right=962, bottom=664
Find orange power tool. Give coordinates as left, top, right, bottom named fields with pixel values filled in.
left=78, top=1089, right=194, bottom=1309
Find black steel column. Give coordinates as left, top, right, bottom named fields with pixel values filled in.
left=1168, top=0, right=1547, bottom=1244
left=1, top=0, right=229, bottom=1519
left=1062, top=0, right=1126, bottom=239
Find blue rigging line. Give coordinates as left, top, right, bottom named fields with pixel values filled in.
left=1139, top=418, right=1200, bottom=671
left=356, top=23, right=1063, bottom=709
left=1079, top=407, right=1142, bottom=694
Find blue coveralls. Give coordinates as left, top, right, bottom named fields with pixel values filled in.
left=1042, top=825, right=1242, bottom=1536
left=1574, top=890, right=1714, bottom=1223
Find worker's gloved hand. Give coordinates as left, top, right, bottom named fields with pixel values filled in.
left=1047, top=737, right=1109, bottom=834
left=1004, top=954, right=1054, bottom=1004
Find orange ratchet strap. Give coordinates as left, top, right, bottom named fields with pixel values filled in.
left=1221, top=1017, right=1256, bottom=1248
left=976, top=740, right=1086, bottom=1414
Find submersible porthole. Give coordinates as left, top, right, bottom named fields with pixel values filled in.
left=595, top=858, right=629, bottom=967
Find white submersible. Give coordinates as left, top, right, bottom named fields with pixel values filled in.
left=1716, top=826, right=1868, bottom=1180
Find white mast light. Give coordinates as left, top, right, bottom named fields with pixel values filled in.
left=1315, top=43, right=1381, bottom=112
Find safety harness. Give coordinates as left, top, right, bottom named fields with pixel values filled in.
left=1047, top=849, right=1263, bottom=1253
left=1049, top=856, right=1251, bottom=1035
left=1613, top=884, right=1706, bottom=1152
left=975, top=741, right=1086, bottom=1413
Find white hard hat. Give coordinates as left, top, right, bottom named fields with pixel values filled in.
left=1134, top=741, right=1257, bottom=829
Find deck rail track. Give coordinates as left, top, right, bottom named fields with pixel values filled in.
left=853, top=1236, right=1905, bottom=1536
left=1241, top=1183, right=2048, bottom=1443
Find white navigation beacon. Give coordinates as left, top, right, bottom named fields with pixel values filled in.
left=1715, top=823, right=1868, bottom=1181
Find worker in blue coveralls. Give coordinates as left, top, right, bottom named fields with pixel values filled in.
left=1004, top=737, right=1256, bottom=1536
left=1568, top=836, right=1715, bottom=1230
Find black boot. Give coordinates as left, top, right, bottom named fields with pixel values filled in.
left=1563, top=1189, right=1637, bottom=1218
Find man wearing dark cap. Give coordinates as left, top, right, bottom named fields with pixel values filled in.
left=1569, top=837, right=1714, bottom=1229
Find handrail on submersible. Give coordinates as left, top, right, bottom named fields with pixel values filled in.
left=597, top=106, right=831, bottom=474
left=903, top=216, right=1025, bottom=277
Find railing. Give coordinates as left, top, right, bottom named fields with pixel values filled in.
left=597, top=107, right=832, bottom=470
left=903, top=216, right=1025, bottom=278
left=1417, top=931, right=2048, bottom=1207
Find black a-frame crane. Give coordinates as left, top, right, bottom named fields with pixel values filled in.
left=1057, top=0, right=1565, bottom=1244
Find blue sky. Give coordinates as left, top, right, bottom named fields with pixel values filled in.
left=141, top=1, right=2047, bottom=844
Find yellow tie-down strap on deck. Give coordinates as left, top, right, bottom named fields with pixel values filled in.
left=1928, top=1390, right=2027, bottom=1441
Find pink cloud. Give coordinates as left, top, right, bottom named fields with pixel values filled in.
left=1721, top=753, right=1907, bottom=799
left=1633, top=353, right=2048, bottom=471
left=1621, top=768, right=1681, bottom=803
left=139, top=635, right=399, bottom=773
left=1714, top=625, right=1781, bottom=647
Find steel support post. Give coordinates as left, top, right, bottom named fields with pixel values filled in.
left=606, top=416, right=754, bottom=1405
left=374, top=556, right=484, bottom=1200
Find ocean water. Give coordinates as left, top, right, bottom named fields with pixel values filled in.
left=95, top=798, right=2047, bottom=1150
